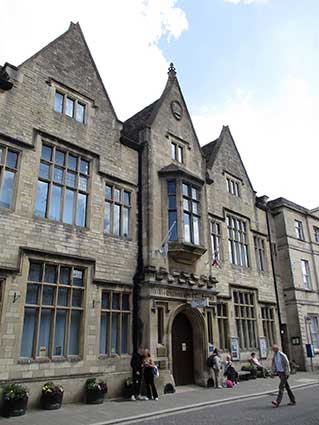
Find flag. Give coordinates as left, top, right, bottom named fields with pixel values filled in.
left=212, top=249, right=221, bottom=268
left=157, top=221, right=176, bottom=257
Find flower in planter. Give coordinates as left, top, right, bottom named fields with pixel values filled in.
left=41, top=382, right=64, bottom=395
left=85, top=378, right=107, bottom=393
left=3, top=384, right=29, bottom=401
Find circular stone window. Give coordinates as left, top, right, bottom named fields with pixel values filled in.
left=171, top=100, right=183, bottom=121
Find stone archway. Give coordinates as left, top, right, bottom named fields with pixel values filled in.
left=169, top=304, right=207, bottom=386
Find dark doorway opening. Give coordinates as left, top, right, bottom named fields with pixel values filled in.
left=172, top=312, right=194, bottom=385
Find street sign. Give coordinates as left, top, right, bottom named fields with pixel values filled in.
left=191, top=298, right=209, bottom=308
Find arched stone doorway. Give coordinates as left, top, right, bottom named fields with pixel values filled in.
left=172, top=312, right=194, bottom=385
left=170, top=305, right=207, bottom=386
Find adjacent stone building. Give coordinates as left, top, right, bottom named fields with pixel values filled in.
left=0, top=23, right=284, bottom=404
left=268, top=198, right=319, bottom=370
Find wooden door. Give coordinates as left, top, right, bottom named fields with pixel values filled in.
left=172, top=313, right=194, bottom=385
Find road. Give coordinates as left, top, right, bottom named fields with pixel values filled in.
left=134, top=385, right=318, bottom=425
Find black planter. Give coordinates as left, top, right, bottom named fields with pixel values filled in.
left=2, top=397, right=28, bottom=418
left=86, top=390, right=105, bottom=404
left=41, top=391, right=63, bottom=410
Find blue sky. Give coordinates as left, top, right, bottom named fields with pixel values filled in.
left=0, top=0, right=318, bottom=207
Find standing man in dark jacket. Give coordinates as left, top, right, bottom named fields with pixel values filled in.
left=130, top=345, right=144, bottom=401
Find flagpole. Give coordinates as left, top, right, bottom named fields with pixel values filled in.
left=159, top=221, right=176, bottom=248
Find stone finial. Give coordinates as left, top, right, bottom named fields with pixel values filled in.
left=168, top=62, right=176, bottom=79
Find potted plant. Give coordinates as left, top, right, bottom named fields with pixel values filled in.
left=41, top=382, right=64, bottom=410
left=85, top=378, right=107, bottom=404
left=2, top=383, right=29, bottom=417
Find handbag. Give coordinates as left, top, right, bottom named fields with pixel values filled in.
left=153, top=366, right=159, bottom=378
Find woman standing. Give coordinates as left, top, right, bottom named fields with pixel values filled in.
left=143, top=349, right=159, bottom=400
left=212, top=348, right=222, bottom=389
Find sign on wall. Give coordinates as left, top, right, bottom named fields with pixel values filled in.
left=230, top=337, right=240, bottom=361
left=259, top=337, right=268, bottom=359
left=191, top=298, right=209, bottom=308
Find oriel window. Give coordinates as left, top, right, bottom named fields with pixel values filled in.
left=183, top=183, right=200, bottom=245
left=167, top=181, right=177, bottom=241
left=0, top=145, right=18, bottom=209
left=35, top=144, right=89, bottom=228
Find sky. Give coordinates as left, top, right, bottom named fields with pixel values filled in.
left=0, top=0, right=318, bottom=208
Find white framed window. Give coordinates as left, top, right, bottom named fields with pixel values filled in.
left=104, top=185, right=131, bottom=238
left=226, top=177, right=240, bottom=197
left=227, top=215, right=249, bottom=267
left=0, top=145, right=18, bottom=209
left=21, top=261, right=85, bottom=358
left=314, top=226, right=319, bottom=243
left=211, top=221, right=222, bottom=261
left=233, top=290, right=257, bottom=350
left=100, top=291, right=131, bottom=355
left=171, top=142, right=184, bottom=163
left=254, top=236, right=267, bottom=272
left=54, top=90, right=86, bottom=123
left=35, top=143, right=89, bottom=227
left=301, top=259, right=311, bottom=289
left=295, top=220, right=305, bottom=240
left=309, top=316, right=319, bottom=350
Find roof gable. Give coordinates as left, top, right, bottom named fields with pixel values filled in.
left=202, top=126, right=255, bottom=192
left=19, top=22, right=119, bottom=121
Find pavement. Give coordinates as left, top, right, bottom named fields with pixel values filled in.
left=1, top=372, right=318, bottom=425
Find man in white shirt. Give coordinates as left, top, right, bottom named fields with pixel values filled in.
left=271, top=344, right=296, bottom=407
left=250, top=352, right=267, bottom=378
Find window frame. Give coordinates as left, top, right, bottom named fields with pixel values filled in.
left=314, top=226, right=319, bottom=243
left=104, top=184, right=131, bottom=238
left=233, top=290, right=257, bottom=350
left=301, top=259, right=312, bottom=289
left=211, top=221, right=222, bottom=262
left=309, top=316, right=319, bottom=350
left=171, top=142, right=184, bottom=164
left=182, top=181, right=201, bottom=245
left=295, top=220, right=305, bottom=240
left=54, top=89, right=87, bottom=124
left=226, top=176, right=240, bottom=197
left=254, top=236, right=267, bottom=272
left=99, top=290, right=131, bottom=356
left=261, top=305, right=276, bottom=348
left=20, top=261, right=85, bottom=359
left=227, top=215, right=249, bottom=267
left=0, top=144, right=20, bottom=210
left=217, top=303, right=229, bottom=350
left=35, top=142, right=90, bottom=228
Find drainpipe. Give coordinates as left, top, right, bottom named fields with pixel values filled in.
left=265, top=207, right=285, bottom=349
left=257, top=196, right=284, bottom=348
left=132, top=142, right=145, bottom=351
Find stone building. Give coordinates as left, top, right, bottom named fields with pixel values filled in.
left=268, top=198, right=319, bottom=370
left=0, top=23, right=281, bottom=404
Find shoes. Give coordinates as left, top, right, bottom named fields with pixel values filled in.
left=131, top=395, right=136, bottom=401
left=288, top=401, right=296, bottom=406
left=216, top=385, right=223, bottom=389
left=154, top=397, right=159, bottom=401
left=272, top=400, right=279, bottom=408
left=144, top=397, right=149, bottom=401
left=137, top=395, right=144, bottom=400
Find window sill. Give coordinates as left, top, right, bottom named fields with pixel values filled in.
left=53, top=110, right=87, bottom=126
left=103, top=233, right=133, bottom=242
left=17, top=355, right=82, bottom=364
left=33, top=215, right=89, bottom=232
left=98, top=354, right=131, bottom=360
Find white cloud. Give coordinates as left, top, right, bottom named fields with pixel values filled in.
left=192, top=76, right=319, bottom=208
left=224, top=0, right=268, bottom=4
left=0, top=0, right=188, bottom=119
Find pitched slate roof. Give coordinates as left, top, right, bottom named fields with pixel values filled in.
left=122, top=99, right=159, bottom=142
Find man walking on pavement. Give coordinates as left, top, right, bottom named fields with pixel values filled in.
left=271, top=344, right=296, bottom=408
